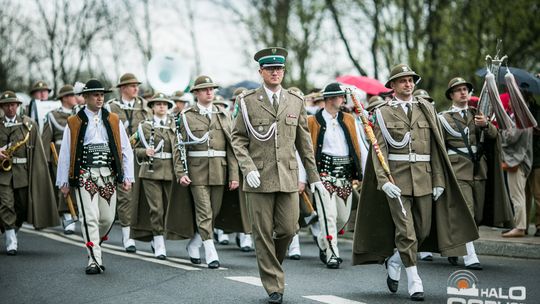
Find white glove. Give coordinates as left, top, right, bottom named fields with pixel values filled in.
left=245, top=170, right=261, bottom=188
left=382, top=182, right=401, bottom=199
left=433, top=187, right=444, bottom=201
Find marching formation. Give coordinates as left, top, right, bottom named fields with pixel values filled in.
left=1, top=46, right=537, bottom=304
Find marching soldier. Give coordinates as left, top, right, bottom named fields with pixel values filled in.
left=0, top=91, right=57, bottom=255
left=305, top=82, right=364, bottom=269
left=437, top=77, right=512, bottom=268
left=56, top=79, right=134, bottom=274
left=231, top=47, right=327, bottom=304
left=170, top=91, right=190, bottom=115
left=42, top=84, right=79, bottom=234
left=26, top=80, right=52, bottom=120
left=352, top=64, right=478, bottom=301
left=176, top=75, right=239, bottom=269
left=413, top=89, right=434, bottom=106
left=106, top=73, right=150, bottom=253
left=131, top=93, right=178, bottom=260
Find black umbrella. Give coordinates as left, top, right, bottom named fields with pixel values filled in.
left=476, top=67, right=540, bottom=94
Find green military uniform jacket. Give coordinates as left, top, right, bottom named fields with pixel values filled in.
left=106, top=96, right=151, bottom=135
left=0, top=115, right=57, bottom=228
left=352, top=98, right=479, bottom=265
left=175, top=104, right=239, bottom=185
left=232, top=87, right=320, bottom=192
left=42, top=107, right=73, bottom=162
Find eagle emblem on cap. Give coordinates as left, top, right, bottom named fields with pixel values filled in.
left=402, top=66, right=408, bottom=72
left=39, top=82, right=43, bottom=87
left=272, top=48, right=277, bottom=54
left=205, top=78, right=210, bottom=83
left=4, top=94, right=8, bottom=98
left=457, top=78, right=464, bottom=82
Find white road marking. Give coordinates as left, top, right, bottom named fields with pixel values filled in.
left=303, top=295, right=367, bottom=304
left=225, top=276, right=264, bottom=287
left=20, top=227, right=201, bottom=271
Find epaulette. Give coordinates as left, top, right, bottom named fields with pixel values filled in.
left=106, top=98, right=118, bottom=104
left=239, top=89, right=256, bottom=100
left=287, top=88, right=304, bottom=101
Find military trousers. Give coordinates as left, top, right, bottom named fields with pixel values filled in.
left=0, top=183, right=27, bottom=229
left=456, top=179, right=486, bottom=224
left=315, top=191, right=352, bottom=261
left=142, top=179, right=171, bottom=235
left=75, top=175, right=117, bottom=266
left=507, top=166, right=528, bottom=230
left=190, top=185, right=224, bottom=241
left=387, top=194, right=432, bottom=267
left=246, top=191, right=299, bottom=295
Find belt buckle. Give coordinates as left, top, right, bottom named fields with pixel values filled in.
left=207, top=150, right=214, bottom=157
left=409, top=153, right=417, bottom=163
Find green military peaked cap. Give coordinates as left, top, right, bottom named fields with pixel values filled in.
left=385, top=64, right=421, bottom=88
left=0, top=91, right=23, bottom=105
left=190, top=75, right=219, bottom=92
left=30, top=80, right=52, bottom=94
left=445, top=77, right=473, bottom=100
left=253, top=47, right=288, bottom=68
left=57, top=85, right=75, bottom=99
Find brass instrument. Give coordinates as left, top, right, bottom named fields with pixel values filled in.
left=1, top=124, right=32, bottom=171
left=129, top=131, right=139, bottom=146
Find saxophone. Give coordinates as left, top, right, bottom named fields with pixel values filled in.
left=1, top=124, right=32, bottom=171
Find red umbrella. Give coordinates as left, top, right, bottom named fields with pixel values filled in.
left=337, top=75, right=391, bottom=95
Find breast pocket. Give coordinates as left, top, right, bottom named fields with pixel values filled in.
left=417, top=120, right=430, bottom=139
left=253, top=118, right=271, bottom=135
left=385, top=121, right=406, bottom=139
left=191, top=125, right=207, bottom=137
left=285, top=116, right=298, bottom=138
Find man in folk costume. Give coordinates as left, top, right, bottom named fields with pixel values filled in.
left=0, top=91, right=57, bottom=255
left=436, top=77, right=512, bottom=268
left=56, top=79, right=134, bottom=274
left=352, top=64, right=478, bottom=302
left=304, top=82, right=364, bottom=269
left=26, top=80, right=52, bottom=121
left=106, top=73, right=150, bottom=253
left=176, top=75, right=239, bottom=269
left=231, top=47, right=329, bottom=304
left=131, top=93, right=177, bottom=260
left=42, top=84, right=79, bottom=235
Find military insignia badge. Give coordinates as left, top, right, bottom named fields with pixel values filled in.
left=258, top=126, right=264, bottom=132
left=272, top=48, right=277, bottom=54
left=402, top=66, right=408, bottom=72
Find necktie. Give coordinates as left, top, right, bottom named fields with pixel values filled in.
left=406, top=103, right=412, bottom=121
left=160, top=120, right=165, bottom=126
left=461, top=109, right=467, bottom=118
left=272, top=93, right=278, bottom=112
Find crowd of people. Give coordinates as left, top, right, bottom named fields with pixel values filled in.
left=1, top=46, right=539, bottom=303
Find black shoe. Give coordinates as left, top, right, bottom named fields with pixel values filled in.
left=219, top=240, right=229, bottom=245
left=410, top=292, right=424, bottom=301
left=7, top=249, right=17, bottom=256
left=156, top=255, right=166, bottom=260
left=384, top=259, right=398, bottom=293
left=208, top=260, right=220, bottom=269
left=268, top=292, right=283, bottom=304
left=125, top=245, right=136, bottom=253
left=289, top=254, right=301, bottom=260
left=190, top=257, right=201, bottom=264
left=465, top=263, right=483, bottom=270
left=85, top=263, right=102, bottom=275
left=64, top=229, right=75, bottom=235
left=420, top=255, right=433, bottom=261
left=240, top=246, right=252, bottom=252
left=319, top=249, right=327, bottom=265
left=236, top=235, right=241, bottom=248
left=326, top=256, right=341, bottom=269
left=447, top=257, right=458, bottom=266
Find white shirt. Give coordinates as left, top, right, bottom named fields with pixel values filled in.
left=122, top=98, right=135, bottom=108
left=395, top=96, right=413, bottom=114
left=4, top=116, right=16, bottom=124
left=451, top=105, right=469, bottom=117
left=197, top=103, right=213, bottom=119
left=263, top=85, right=282, bottom=107
left=321, top=109, right=349, bottom=157
left=56, top=107, right=135, bottom=187
left=153, top=115, right=167, bottom=126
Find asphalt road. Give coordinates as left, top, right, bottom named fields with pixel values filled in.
left=1, top=224, right=539, bottom=304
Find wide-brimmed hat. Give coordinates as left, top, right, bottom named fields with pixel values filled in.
left=230, top=87, right=247, bottom=101
left=445, top=77, right=473, bottom=100
left=0, top=91, right=23, bottom=105
left=116, top=73, right=142, bottom=88
left=322, top=82, right=345, bottom=99
left=81, top=79, right=112, bottom=94
left=214, top=96, right=229, bottom=109
left=413, top=89, right=433, bottom=102
left=190, top=75, right=219, bottom=92
left=170, top=91, right=186, bottom=102
left=385, top=64, right=421, bottom=88
left=29, top=80, right=52, bottom=94
left=253, top=47, right=288, bottom=68
left=148, top=92, right=174, bottom=109
left=57, top=85, right=75, bottom=99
